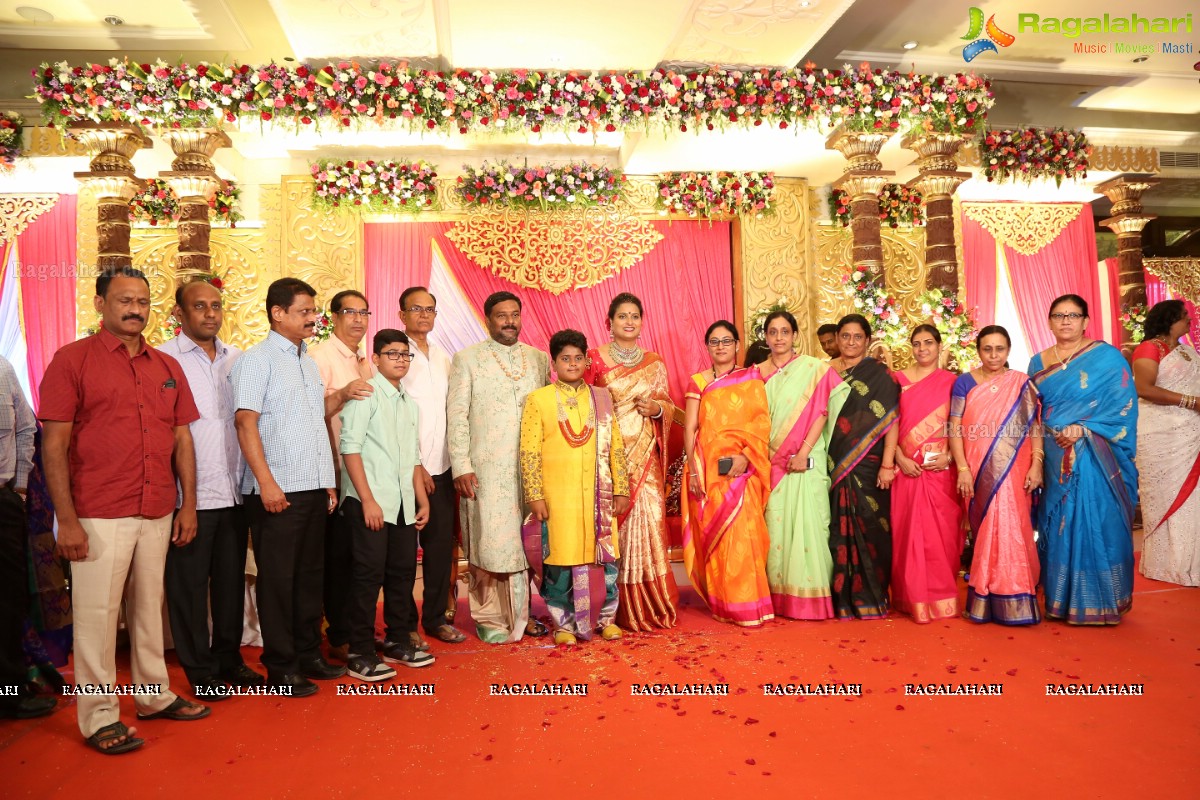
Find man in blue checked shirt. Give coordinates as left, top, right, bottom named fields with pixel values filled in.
left=231, top=278, right=354, bottom=697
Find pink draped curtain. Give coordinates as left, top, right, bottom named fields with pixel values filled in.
left=362, top=220, right=733, bottom=404
left=1003, top=204, right=1101, bottom=353
left=17, top=195, right=77, bottom=410
left=962, top=214, right=998, bottom=328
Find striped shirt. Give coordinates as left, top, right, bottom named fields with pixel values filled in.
left=158, top=334, right=243, bottom=510
left=230, top=330, right=335, bottom=495
left=0, top=354, right=35, bottom=491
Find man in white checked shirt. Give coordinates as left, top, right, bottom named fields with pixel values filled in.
left=158, top=280, right=265, bottom=701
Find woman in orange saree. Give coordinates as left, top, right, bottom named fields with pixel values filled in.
left=585, top=293, right=679, bottom=630
left=682, top=321, right=773, bottom=626
left=949, top=326, right=1044, bottom=625
left=886, top=325, right=962, bottom=623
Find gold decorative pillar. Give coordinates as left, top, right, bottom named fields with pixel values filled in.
left=827, top=129, right=893, bottom=274
left=1096, top=175, right=1158, bottom=309
left=69, top=122, right=151, bottom=271
left=160, top=129, right=231, bottom=282
left=903, top=133, right=972, bottom=294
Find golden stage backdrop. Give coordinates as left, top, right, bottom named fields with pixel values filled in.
left=72, top=174, right=880, bottom=358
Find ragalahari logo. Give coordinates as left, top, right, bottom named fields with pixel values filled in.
left=961, top=7, right=1016, bottom=62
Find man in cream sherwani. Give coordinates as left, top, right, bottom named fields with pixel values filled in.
left=447, top=291, right=549, bottom=643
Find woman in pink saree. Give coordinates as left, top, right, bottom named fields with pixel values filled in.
left=949, top=326, right=1044, bottom=625
left=884, top=325, right=962, bottom=623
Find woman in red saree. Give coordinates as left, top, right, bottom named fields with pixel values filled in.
left=682, top=321, right=773, bottom=626
left=884, top=325, right=962, bottom=623
left=949, top=326, right=1044, bottom=625
left=585, top=293, right=679, bottom=630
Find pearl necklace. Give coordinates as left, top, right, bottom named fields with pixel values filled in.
left=609, top=340, right=644, bottom=367
left=1054, top=338, right=1084, bottom=371
left=555, top=383, right=594, bottom=447
left=488, top=342, right=528, bottom=382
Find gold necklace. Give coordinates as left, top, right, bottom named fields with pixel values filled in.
left=609, top=340, right=643, bottom=367
left=488, top=342, right=528, bottom=381
left=1054, top=338, right=1084, bottom=371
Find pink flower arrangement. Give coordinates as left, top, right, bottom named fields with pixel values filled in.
left=918, top=289, right=978, bottom=371
left=32, top=59, right=993, bottom=137
left=657, top=171, right=775, bottom=217
left=455, top=162, right=622, bottom=209
left=830, top=183, right=924, bottom=228
left=311, top=159, right=438, bottom=212
left=842, top=267, right=908, bottom=350
left=980, top=127, right=1090, bottom=186
left=0, top=111, right=23, bottom=170
left=129, top=179, right=241, bottom=226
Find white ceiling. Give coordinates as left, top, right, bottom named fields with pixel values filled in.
left=0, top=0, right=1197, bottom=206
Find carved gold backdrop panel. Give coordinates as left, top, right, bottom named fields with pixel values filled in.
left=445, top=205, right=663, bottom=294
left=813, top=224, right=927, bottom=366
left=282, top=175, right=362, bottom=307
left=955, top=144, right=1158, bottom=174
left=1145, top=258, right=1200, bottom=302
left=75, top=187, right=99, bottom=336
left=25, top=127, right=92, bottom=158
left=740, top=178, right=812, bottom=352
left=963, top=202, right=1081, bottom=256
left=130, top=227, right=274, bottom=349
left=0, top=195, right=59, bottom=242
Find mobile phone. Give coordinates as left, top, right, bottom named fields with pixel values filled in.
left=717, top=457, right=733, bottom=475
left=806, top=456, right=814, bottom=470
left=922, top=451, right=939, bottom=466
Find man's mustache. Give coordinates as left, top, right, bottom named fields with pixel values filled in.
left=122, top=314, right=145, bottom=322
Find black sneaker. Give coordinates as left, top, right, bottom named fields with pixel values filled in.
left=0, top=688, right=56, bottom=719
left=381, top=641, right=435, bottom=668
left=346, top=654, right=397, bottom=682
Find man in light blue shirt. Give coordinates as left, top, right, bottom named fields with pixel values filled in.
left=231, top=278, right=345, bottom=696
left=159, top=279, right=264, bottom=701
left=339, top=329, right=431, bottom=679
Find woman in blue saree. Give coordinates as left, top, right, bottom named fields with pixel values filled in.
left=1028, top=294, right=1138, bottom=625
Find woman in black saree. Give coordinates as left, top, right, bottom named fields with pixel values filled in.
left=827, top=314, right=901, bottom=619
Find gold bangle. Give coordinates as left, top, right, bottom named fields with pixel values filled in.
left=957, top=466, right=970, bottom=473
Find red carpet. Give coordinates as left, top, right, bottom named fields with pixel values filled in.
left=5, top=565, right=1200, bottom=798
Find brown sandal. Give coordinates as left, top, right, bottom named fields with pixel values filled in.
left=426, top=624, right=466, bottom=644
left=85, top=721, right=144, bottom=755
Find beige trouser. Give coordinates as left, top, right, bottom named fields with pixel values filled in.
left=74, top=515, right=177, bottom=737
left=467, top=565, right=531, bottom=645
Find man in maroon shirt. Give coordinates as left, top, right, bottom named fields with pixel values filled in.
left=40, top=267, right=211, bottom=755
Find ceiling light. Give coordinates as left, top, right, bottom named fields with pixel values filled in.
left=800, top=1, right=811, bottom=6
left=902, top=40, right=919, bottom=50
left=1132, top=56, right=1148, bottom=63
left=15, top=6, right=54, bottom=22
left=103, top=15, right=124, bottom=26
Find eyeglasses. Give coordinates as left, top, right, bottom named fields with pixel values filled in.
left=379, top=350, right=415, bottom=361
left=1049, top=312, right=1085, bottom=321
left=707, top=337, right=736, bottom=348
left=338, top=309, right=372, bottom=318
left=405, top=306, right=438, bottom=315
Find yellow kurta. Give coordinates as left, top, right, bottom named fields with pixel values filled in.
left=520, top=382, right=628, bottom=566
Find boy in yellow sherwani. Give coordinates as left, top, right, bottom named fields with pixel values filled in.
left=520, top=329, right=629, bottom=645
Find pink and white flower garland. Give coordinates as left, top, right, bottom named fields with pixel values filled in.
left=657, top=171, right=775, bottom=217
left=311, top=159, right=438, bottom=212
left=455, top=162, right=622, bottom=208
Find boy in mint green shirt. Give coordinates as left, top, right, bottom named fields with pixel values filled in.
left=339, top=329, right=431, bottom=680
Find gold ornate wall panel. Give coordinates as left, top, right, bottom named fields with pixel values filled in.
left=25, top=127, right=92, bottom=158
left=0, top=195, right=58, bottom=242
left=76, top=184, right=280, bottom=346
left=813, top=223, right=928, bottom=366
left=740, top=178, right=812, bottom=352
left=282, top=175, right=363, bottom=307
left=962, top=202, right=1081, bottom=255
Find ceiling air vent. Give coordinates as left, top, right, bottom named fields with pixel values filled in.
left=1159, top=150, right=1200, bottom=169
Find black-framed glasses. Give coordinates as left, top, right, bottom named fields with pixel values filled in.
left=707, top=337, right=736, bottom=347
left=338, top=309, right=372, bottom=318
left=379, top=350, right=415, bottom=361
left=1049, top=312, right=1084, bottom=321
left=405, top=306, right=438, bottom=315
